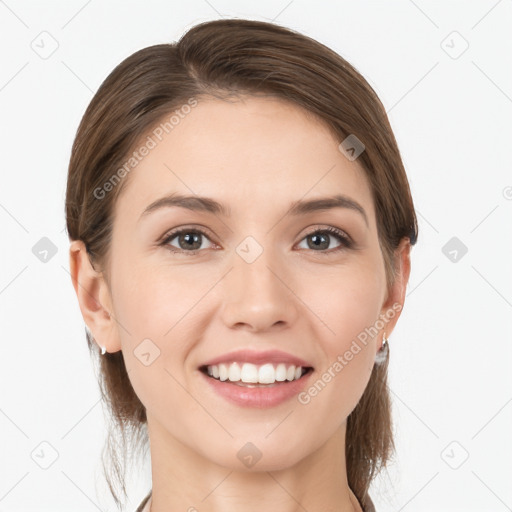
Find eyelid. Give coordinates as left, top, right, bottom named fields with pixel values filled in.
left=301, top=224, right=353, bottom=244
left=159, top=224, right=354, bottom=254
left=159, top=224, right=216, bottom=243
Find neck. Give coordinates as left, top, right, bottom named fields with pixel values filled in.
left=147, top=417, right=362, bottom=512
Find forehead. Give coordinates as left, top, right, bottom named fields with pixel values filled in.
left=113, top=95, right=375, bottom=224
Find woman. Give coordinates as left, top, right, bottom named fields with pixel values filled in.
left=66, top=18, right=417, bottom=512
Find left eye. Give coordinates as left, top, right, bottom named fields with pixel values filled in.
left=161, top=227, right=352, bottom=254
left=296, top=227, right=352, bottom=252
left=162, top=229, right=214, bottom=253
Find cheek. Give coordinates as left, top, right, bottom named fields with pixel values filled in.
left=308, top=263, right=384, bottom=348
left=111, top=258, right=214, bottom=387
left=110, top=261, right=197, bottom=414
left=112, top=258, right=197, bottom=339
left=300, top=263, right=382, bottom=410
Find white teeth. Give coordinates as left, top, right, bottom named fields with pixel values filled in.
left=228, top=362, right=241, bottom=382
left=258, top=363, right=275, bottom=384
left=219, top=364, right=229, bottom=381
left=275, top=363, right=287, bottom=381
left=205, top=362, right=307, bottom=384
left=241, top=363, right=259, bottom=383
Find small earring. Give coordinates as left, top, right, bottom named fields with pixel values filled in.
left=375, top=332, right=389, bottom=364
left=100, top=345, right=107, bottom=355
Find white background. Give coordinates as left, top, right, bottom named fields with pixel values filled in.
left=0, top=1, right=511, bottom=511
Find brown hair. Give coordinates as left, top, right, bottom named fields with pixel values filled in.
left=65, top=18, right=418, bottom=511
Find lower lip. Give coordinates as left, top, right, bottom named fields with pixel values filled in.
left=200, top=369, right=313, bottom=408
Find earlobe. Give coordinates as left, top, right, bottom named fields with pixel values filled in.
left=69, top=240, right=120, bottom=353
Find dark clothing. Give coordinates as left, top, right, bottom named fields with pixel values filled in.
left=135, top=491, right=151, bottom=512
left=362, top=493, right=377, bottom=512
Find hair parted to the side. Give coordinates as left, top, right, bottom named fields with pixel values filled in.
left=65, top=18, right=418, bottom=511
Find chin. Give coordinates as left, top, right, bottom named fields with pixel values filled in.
left=203, top=438, right=311, bottom=473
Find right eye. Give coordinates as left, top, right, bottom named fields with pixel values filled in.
left=160, top=227, right=216, bottom=254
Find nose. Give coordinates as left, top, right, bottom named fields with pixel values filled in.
left=220, top=248, right=300, bottom=333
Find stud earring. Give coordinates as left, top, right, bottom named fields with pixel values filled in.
left=374, top=332, right=389, bottom=364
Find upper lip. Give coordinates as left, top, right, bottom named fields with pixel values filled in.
left=200, top=349, right=313, bottom=368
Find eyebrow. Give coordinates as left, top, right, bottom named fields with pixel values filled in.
left=139, top=192, right=368, bottom=226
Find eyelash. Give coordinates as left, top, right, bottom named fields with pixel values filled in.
left=159, top=226, right=353, bottom=255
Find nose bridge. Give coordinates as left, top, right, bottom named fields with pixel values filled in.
left=220, top=236, right=298, bottom=331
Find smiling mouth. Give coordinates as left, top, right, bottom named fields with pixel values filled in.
left=199, top=366, right=313, bottom=388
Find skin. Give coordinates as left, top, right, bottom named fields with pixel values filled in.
left=70, top=95, right=411, bottom=512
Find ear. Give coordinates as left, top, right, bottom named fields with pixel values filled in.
left=69, top=240, right=121, bottom=354
left=377, top=237, right=412, bottom=348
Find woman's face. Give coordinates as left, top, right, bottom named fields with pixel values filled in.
left=97, top=95, right=407, bottom=470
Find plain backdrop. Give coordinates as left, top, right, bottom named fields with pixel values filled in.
left=0, top=1, right=511, bottom=511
